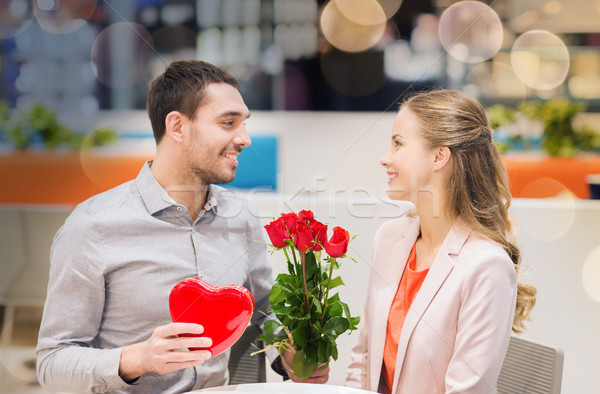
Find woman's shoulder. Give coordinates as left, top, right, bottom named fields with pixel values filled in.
left=374, top=215, right=418, bottom=243
left=459, top=234, right=516, bottom=276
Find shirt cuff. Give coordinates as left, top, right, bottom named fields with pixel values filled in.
left=98, top=347, right=139, bottom=391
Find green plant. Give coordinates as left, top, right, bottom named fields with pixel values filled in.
left=0, top=100, right=118, bottom=150
left=487, top=103, right=516, bottom=130
left=260, top=211, right=360, bottom=380
left=487, top=98, right=600, bottom=157
left=518, top=98, right=587, bottom=157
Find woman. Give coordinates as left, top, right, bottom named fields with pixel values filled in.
left=345, top=90, right=536, bottom=394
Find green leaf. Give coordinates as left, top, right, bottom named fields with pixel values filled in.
left=263, top=319, right=280, bottom=341
left=275, top=273, right=296, bottom=287
left=331, top=342, right=339, bottom=360
left=340, top=301, right=351, bottom=319
left=287, top=260, right=295, bottom=275
left=310, top=296, right=322, bottom=315
left=293, top=319, right=310, bottom=348
left=270, top=304, right=295, bottom=318
left=323, top=276, right=344, bottom=289
left=318, top=339, right=331, bottom=363
left=269, top=285, right=288, bottom=304
left=274, top=330, right=287, bottom=342
left=326, top=302, right=343, bottom=318
left=327, top=293, right=340, bottom=304
left=305, top=252, right=319, bottom=279
left=323, top=316, right=349, bottom=336
left=292, top=349, right=318, bottom=381
left=304, top=343, right=318, bottom=364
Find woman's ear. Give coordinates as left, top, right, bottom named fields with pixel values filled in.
left=164, top=111, right=186, bottom=144
left=432, top=146, right=452, bottom=171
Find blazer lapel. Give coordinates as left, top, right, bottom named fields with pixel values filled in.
left=368, top=217, right=421, bottom=391
left=391, top=224, right=472, bottom=391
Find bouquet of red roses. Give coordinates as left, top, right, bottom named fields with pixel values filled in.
left=259, top=210, right=360, bottom=380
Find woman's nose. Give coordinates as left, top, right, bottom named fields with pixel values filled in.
left=380, top=151, right=390, bottom=167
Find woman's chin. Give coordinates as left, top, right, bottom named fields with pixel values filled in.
left=386, top=188, right=408, bottom=201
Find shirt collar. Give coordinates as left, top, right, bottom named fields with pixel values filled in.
left=136, top=161, right=219, bottom=216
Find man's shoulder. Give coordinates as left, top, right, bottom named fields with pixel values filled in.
left=73, top=179, right=139, bottom=219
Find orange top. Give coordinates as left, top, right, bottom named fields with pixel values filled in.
left=381, top=243, right=429, bottom=394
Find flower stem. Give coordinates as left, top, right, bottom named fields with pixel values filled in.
left=282, top=247, right=294, bottom=275
left=291, top=247, right=301, bottom=281
left=321, top=258, right=336, bottom=326
left=300, top=252, right=313, bottom=337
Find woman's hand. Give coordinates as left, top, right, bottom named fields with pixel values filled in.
left=281, top=349, right=330, bottom=384
left=119, top=323, right=212, bottom=382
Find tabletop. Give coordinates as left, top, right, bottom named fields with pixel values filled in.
left=190, top=382, right=376, bottom=393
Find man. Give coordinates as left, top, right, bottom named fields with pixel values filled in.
left=36, top=60, right=328, bottom=393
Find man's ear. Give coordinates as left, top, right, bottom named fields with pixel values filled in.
left=432, top=146, right=452, bottom=171
left=164, top=111, right=186, bottom=143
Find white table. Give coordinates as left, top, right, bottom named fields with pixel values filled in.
left=191, top=382, right=376, bottom=393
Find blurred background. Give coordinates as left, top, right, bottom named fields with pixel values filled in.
left=1, top=0, right=600, bottom=114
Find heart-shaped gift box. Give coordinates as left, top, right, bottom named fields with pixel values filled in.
left=169, top=277, right=255, bottom=357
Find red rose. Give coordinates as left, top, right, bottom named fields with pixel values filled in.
left=264, top=218, right=288, bottom=248
left=298, top=210, right=314, bottom=223
left=324, top=226, right=350, bottom=258
left=294, top=220, right=314, bottom=252
left=280, top=212, right=298, bottom=238
left=310, top=220, right=328, bottom=251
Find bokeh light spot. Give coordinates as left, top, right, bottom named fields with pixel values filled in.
left=518, top=179, right=576, bottom=242
left=439, top=1, right=503, bottom=63
left=376, top=0, right=403, bottom=20
left=465, top=59, right=527, bottom=100
left=90, top=22, right=153, bottom=88
left=34, top=0, right=96, bottom=35
left=511, top=30, right=570, bottom=90
left=320, top=0, right=386, bottom=53
left=0, top=0, right=34, bottom=39
left=582, top=247, right=600, bottom=304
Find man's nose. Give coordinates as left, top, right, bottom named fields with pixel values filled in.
left=234, top=124, right=251, bottom=148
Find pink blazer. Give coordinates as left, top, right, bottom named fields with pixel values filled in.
left=346, top=216, right=517, bottom=393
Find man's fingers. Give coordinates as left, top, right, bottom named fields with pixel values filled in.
left=173, top=336, right=213, bottom=350
left=166, top=349, right=212, bottom=363
left=157, top=322, right=204, bottom=337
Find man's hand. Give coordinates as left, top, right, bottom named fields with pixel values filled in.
left=281, top=349, right=330, bottom=384
left=119, top=323, right=212, bottom=382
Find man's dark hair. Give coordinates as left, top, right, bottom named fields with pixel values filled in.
left=146, top=60, right=240, bottom=143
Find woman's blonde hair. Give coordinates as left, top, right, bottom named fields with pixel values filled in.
left=401, top=89, right=536, bottom=333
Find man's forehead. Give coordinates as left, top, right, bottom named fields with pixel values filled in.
left=199, top=83, right=249, bottom=117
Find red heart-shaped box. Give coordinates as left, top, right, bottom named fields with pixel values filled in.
left=169, top=277, right=255, bottom=357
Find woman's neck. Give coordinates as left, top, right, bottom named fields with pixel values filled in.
left=415, top=194, right=453, bottom=252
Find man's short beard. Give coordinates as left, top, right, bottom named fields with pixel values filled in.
left=193, top=167, right=235, bottom=185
